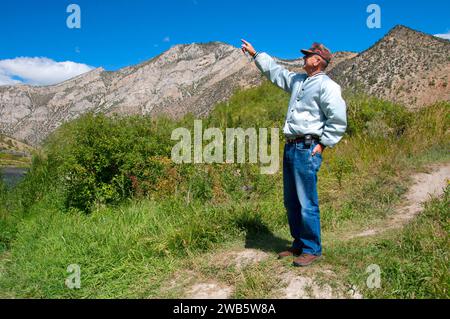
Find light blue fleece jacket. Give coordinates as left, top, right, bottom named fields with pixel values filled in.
left=254, top=52, right=347, bottom=148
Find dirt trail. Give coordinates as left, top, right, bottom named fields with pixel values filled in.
left=170, top=163, right=450, bottom=299
left=348, top=163, right=450, bottom=239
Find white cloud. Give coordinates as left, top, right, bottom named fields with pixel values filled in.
left=434, top=31, right=450, bottom=40
left=0, top=73, right=21, bottom=86
left=163, top=36, right=171, bottom=43
left=0, top=57, right=95, bottom=86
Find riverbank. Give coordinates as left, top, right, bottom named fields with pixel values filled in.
left=0, top=167, right=29, bottom=188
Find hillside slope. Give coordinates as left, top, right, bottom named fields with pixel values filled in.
left=329, top=25, right=450, bottom=109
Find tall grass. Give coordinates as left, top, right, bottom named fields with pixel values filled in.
left=0, top=174, right=20, bottom=254
left=0, top=196, right=287, bottom=297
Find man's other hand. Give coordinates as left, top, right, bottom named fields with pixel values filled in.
left=312, top=144, right=325, bottom=156
left=241, top=39, right=256, bottom=57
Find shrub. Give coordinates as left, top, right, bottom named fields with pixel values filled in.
left=344, top=93, right=411, bottom=138
left=41, top=113, right=180, bottom=212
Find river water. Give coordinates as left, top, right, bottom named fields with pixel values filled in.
left=1, top=167, right=28, bottom=188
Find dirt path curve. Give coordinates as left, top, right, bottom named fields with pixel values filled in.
left=347, top=162, right=450, bottom=239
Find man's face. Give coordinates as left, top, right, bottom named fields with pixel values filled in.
left=303, top=54, right=323, bottom=73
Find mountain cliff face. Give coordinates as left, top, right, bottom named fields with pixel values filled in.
left=0, top=42, right=268, bottom=145
left=1, top=25, right=448, bottom=146
left=328, top=25, right=450, bottom=109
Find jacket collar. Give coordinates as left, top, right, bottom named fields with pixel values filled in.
left=306, top=71, right=325, bottom=79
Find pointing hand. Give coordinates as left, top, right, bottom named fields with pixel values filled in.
left=241, top=39, right=257, bottom=57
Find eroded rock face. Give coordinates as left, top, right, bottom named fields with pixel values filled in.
left=0, top=67, right=108, bottom=145
left=0, top=42, right=272, bottom=146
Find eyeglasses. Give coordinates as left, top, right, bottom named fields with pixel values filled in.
left=303, top=54, right=317, bottom=60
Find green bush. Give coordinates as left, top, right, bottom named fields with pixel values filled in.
left=41, top=113, right=181, bottom=212
left=344, top=92, right=411, bottom=138
left=0, top=175, right=15, bottom=252
left=28, top=86, right=289, bottom=213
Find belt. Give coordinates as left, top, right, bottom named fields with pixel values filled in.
left=285, top=134, right=320, bottom=144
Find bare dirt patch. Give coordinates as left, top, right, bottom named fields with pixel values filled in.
left=165, top=248, right=270, bottom=299
left=185, top=282, right=233, bottom=299
left=273, top=265, right=363, bottom=299
left=211, top=248, right=270, bottom=270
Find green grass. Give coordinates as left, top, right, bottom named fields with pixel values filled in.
left=0, top=80, right=449, bottom=298
left=0, top=198, right=286, bottom=298
left=1, top=200, right=180, bottom=298
left=232, top=262, right=281, bottom=299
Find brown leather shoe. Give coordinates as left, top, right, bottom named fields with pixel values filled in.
left=293, top=254, right=321, bottom=267
left=277, top=247, right=302, bottom=259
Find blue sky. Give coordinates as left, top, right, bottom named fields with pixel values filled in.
left=0, top=0, right=449, bottom=85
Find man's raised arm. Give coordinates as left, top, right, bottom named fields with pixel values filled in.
left=241, top=39, right=297, bottom=94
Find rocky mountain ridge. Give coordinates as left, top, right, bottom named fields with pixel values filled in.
left=1, top=25, right=448, bottom=146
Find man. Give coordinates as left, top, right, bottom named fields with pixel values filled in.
left=241, top=39, right=347, bottom=267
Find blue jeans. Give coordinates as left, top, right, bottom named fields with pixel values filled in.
left=283, top=140, right=323, bottom=256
